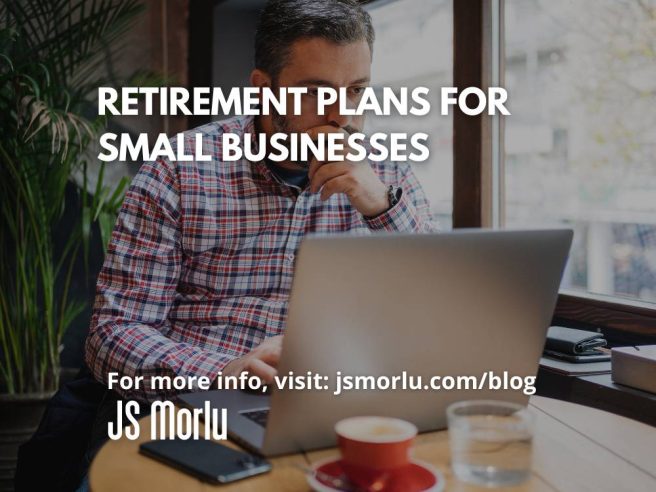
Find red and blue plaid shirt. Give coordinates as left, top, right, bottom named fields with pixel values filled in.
left=85, top=115, right=437, bottom=402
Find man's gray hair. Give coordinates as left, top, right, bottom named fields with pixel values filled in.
left=255, top=0, right=375, bottom=79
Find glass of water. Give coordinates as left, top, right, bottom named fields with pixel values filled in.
left=447, top=400, right=534, bottom=487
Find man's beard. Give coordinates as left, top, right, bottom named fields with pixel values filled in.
left=271, top=110, right=311, bottom=168
left=271, top=110, right=361, bottom=168
left=271, top=110, right=292, bottom=135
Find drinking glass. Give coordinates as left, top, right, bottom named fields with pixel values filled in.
left=447, top=400, right=534, bottom=487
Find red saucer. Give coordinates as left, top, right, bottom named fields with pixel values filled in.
left=307, top=458, right=444, bottom=492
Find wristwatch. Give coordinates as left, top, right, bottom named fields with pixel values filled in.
left=387, top=185, right=402, bottom=209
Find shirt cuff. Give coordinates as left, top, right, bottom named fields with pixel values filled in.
left=363, top=188, right=425, bottom=233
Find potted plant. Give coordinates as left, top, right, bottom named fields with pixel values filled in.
left=0, top=1, right=143, bottom=488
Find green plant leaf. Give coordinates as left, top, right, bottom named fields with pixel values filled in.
left=0, top=0, right=144, bottom=394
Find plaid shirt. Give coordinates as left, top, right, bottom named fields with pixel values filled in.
left=85, top=115, right=437, bottom=402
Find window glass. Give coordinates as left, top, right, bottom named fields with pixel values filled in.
left=504, top=0, right=656, bottom=303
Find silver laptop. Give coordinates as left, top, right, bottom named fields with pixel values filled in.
left=180, top=229, right=572, bottom=456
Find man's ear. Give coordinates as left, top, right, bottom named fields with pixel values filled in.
left=250, top=69, right=272, bottom=89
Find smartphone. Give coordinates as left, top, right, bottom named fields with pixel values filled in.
left=543, top=348, right=611, bottom=363
left=139, top=439, right=271, bottom=484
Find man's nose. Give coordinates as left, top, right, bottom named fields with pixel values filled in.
left=325, top=102, right=352, bottom=130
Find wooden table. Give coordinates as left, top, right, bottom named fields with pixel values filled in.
left=89, top=396, right=656, bottom=492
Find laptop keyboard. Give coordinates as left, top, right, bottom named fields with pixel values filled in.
left=241, top=409, right=269, bottom=427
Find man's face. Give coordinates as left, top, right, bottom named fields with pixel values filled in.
left=270, top=37, right=371, bottom=135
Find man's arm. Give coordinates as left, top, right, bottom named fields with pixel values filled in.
left=306, top=126, right=439, bottom=233
left=85, top=158, right=235, bottom=403
left=362, top=162, right=439, bottom=234
left=309, top=156, right=439, bottom=233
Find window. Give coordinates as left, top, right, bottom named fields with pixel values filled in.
left=504, top=0, right=656, bottom=305
left=367, top=0, right=453, bottom=228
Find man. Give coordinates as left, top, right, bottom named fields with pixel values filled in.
left=85, top=0, right=437, bottom=403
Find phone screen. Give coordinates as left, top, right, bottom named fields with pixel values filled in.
left=140, top=438, right=271, bottom=483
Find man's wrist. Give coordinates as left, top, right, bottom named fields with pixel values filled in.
left=363, top=185, right=401, bottom=219
left=221, top=357, right=243, bottom=376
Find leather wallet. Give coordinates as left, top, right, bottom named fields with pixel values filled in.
left=545, top=326, right=607, bottom=354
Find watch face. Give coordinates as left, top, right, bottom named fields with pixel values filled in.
left=389, top=186, right=402, bottom=206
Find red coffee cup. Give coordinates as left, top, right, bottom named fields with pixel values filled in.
left=335, top=416, right=418, bottom=488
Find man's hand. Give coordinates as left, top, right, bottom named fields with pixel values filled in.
left=306, top=125, right=389, bottom=218
left=221, top=335, right=283, bottom=383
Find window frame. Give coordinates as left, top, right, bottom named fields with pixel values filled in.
left=452, top=0, right=656, bottom=341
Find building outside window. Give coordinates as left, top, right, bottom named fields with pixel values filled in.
left=505, top=0, right=656, bottom=304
